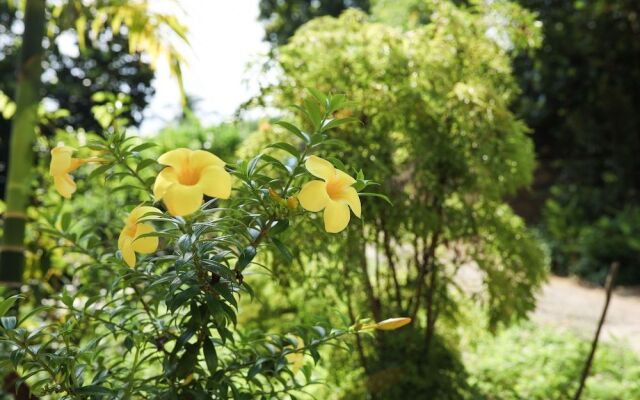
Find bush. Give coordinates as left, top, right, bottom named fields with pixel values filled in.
left=0, top=91, right=400, bottom=398
left=466, top=323, right=640, bottom=399
left=545, top=201, right=640, bottom=285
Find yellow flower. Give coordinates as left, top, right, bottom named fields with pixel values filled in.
left=297, top=156, right=361, bottom=233
left=118, top=206, right=160, bottom=267
left=49, top=144, right=85, bottom=198
left=374, top=317, right=412, bottom=331
left=153, top=148, right=232, bottom=216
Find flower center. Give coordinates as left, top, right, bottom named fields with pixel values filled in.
left=325, top=176, right=344, bottom=200
left=178, top=166, right=201, bottom=186
left=125, top=223, right=137, bottom=238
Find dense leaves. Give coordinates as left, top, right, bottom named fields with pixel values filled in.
left=0, top=93, right=378, bottom=398
left=513, top=0, right=640, bottom=284
left=248, top=2, right=547, bottom=397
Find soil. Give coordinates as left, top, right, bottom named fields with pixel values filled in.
left=532, top=275, right=640, bottom=353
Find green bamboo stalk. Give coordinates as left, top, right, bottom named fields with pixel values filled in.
left=0, top=0, right=46, bottom=285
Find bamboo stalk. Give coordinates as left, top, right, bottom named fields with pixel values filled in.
left=0, top=0, right=46, bottom=285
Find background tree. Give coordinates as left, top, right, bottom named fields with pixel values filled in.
left=0, top=0, right=187, bottom=284
left=258, top=0, right=370, bottom=46
left=248, top=2, right=547, bottom=397
left=0, top=0, right=155, bottom=197
left=511, top=0, right=640, bottom=284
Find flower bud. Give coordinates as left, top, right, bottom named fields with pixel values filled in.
left=287, top=197, right=298, bottom=209
left=374, top=317, right=412, bottom=331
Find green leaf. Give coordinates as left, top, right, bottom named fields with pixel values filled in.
left=274, top=120, right=309, bottom=143
left=260, top=154, right=289, bottom=173
left=247, top=362, right=262, bottom=380
left=306, top=87, right=327, bottom=105
left=203, top=337, right=218, bottom=374
left=214, top=283, right=238, bottom=309
left=136, top=158, right=157, bottom=172
left=130, top=142, right=157, bottom=153
left=271, top=238, right=293, bottom=264
left=303, top=98, right=323, bottom=130
left=0, top=295, right=20, bottom=317
left=75, top=385, right=113, bottom=396
left=359, top=192, right=393, bottom=205
left=60, top=213, right=72, bottom=231
left=269, top=220, right=289, bottom=236
left=267, top=142, right=300, bottom=157
left=235, top=246, right=257, bottom=271
left=176, top=343, right=199, bottom=379
left=322, top=117, right=359, bottom=131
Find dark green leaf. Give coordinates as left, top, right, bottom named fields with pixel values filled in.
left=203, top=338, right=218, bottom=374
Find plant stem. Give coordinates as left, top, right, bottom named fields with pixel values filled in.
left=573, top=262, right=619, bottom=400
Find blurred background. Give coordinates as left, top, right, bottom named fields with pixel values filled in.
left=1, top=0, right=639, bottom=398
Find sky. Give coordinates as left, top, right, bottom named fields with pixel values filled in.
left=139, top=0, right=270, bottom=134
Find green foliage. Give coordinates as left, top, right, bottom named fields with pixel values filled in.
left=154, top=116, right=257, bottom=163
left=247, top=2, right=548, bottom=397
left=0, top=92, right=378, bottom=398
left=467, top=323, right=640, bottom=399
left=258, top=0, right=370, bottom=46
left=545, top=203, right=640, bottom=284
left=0, top=0, right=154, bottom=196
left=513, top=0, right=640, bottom=282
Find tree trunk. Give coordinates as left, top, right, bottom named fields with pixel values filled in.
left=0, top=0, right=46, bottom=285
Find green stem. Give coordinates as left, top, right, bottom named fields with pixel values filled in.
left=0, top=0, right=46, bottom=285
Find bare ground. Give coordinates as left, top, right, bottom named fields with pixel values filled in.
left=532, top=276, right=640, bottom=353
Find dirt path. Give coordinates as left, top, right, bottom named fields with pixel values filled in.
left=532, top=276, right=640, bottom=352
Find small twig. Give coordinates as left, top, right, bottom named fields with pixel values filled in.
left=573, top=261, right=619, bottom=400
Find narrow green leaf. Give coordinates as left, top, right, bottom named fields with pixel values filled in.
left=274, top=120, right=309, bottom=143
left=0, top=295, right=20, bottom=317
left=203, top=337, right=218, bottom=374
left=267, top=142, right=300, bottom=157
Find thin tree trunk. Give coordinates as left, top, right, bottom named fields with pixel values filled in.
left=424, top=260, right=438, bottom=355
left=382, top=227, right=402, bottom=310
left=573, top=262, right=619, bottom=400
left=0, top=0, right=46, bottom=285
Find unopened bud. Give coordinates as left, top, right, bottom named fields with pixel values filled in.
left=287, top=197, right=298, bottom=209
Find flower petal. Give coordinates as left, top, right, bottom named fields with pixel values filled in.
left=198, top=165, right=232, bottom=199
left=190, top=150, right=225, bottom=170
left=339, top=186, right=361, bottom=218
left=335, top=169, right=356, bottom=186
left=158, top=148, right=191, bottom=169
left=117, top=229, right=130, bottom=251
left=128, top=206, right=162, bottom=224
left=53, top=174, right=76, bottom=198
left=162, top=183, right=204, bottom=216
left=50, top=146, right=73, bottom=175
left=153, top=167, right=179, bottom=200
left=324, top=200, right=350, bottom=233
left=120, top=237, right=136, bottom=268
left=305, top=156, right=335, bottom=180
left=132, top=223, right=159, bottom=254
left=297, top=180, right=329, bottom=212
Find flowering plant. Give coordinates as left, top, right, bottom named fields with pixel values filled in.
left=0, top=90, right=405, bottom=398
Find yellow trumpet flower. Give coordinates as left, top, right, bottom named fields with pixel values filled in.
left=153, top=148, right=232, bottom=216
left=297, top=156, right=361, bottom=233
left=118, top=206, right=160, bottom=267
left=49, top=144, right=86, bottom=199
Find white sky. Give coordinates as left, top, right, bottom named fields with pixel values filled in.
left=139, top=0, right=270, bottom=134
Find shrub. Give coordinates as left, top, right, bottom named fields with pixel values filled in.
left=0, top=91, right=401, bottom=398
